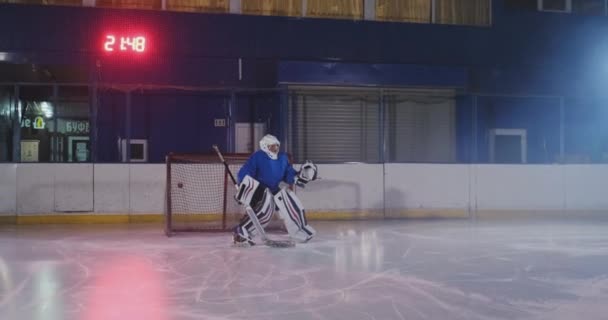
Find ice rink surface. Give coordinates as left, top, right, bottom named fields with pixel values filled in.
left=2, top=218, right=608, bottom=320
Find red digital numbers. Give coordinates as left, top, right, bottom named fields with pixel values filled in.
left=104, top=35, right=146, bottom=53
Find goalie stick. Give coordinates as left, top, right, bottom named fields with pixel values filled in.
left=212, top=145, right=295, bottom=248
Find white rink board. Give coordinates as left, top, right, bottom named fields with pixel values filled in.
left=0, top=164, right=17, bottom=214
left=2, top=163, right=608, bottom=216
left=93, top=164, right=130, bottom=213
left=53, top=164, right=94, bottom=212
left=128, top=164, right=165, bottom=213
left=563, top=165, right=608, bottom=210
left=296, top=164, right=384, bottom=212
left=384, top=164, right=470, bottom=209
left=474, top=165, right=564, bottom=210
left=16, top=164, right=55, bottom=214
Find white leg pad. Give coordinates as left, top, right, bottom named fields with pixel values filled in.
left=274, top=188, right=316, bottom=242
left=235, top=175, right=260, bottom=206
left=291, top=225, right=316, bottom=242
left=242, top=188, right=274, bottom=238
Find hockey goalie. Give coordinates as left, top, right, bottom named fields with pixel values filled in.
left=233, top=134, right=318, bottom=246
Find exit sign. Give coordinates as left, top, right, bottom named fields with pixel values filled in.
left=214, top=119, right=226, bottom=127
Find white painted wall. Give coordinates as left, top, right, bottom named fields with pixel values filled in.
left=0, top=163, right=607, bottom=217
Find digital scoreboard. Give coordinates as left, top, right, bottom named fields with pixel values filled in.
left=103, top=34, right=146, bottom=53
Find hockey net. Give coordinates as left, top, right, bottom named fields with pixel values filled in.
left=164, top=152, right=288, bottom=236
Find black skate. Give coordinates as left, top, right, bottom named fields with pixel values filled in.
left=233, top=226, right=255, bottom=247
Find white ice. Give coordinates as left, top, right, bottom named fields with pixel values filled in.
left=2, top=219, right=608, bottom=320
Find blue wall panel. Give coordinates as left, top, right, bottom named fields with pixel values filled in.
left=96, top=91, right=230, bottom=162
left=1, top=2, right=605, bottom=96
left=3, top=1, right=608, bottom=163
left=96, top=91, right=125, bottom=162
left=234, top=93, right=280, bottom=137
left=475, top=96, right=561, bottom=163
left=455, top=95, right=474, bottom=163
left=278, top=61, right=468, bottom=88
left=564, top=97, right=608, bottom=162
left=144, top=93, right=229, bottom=161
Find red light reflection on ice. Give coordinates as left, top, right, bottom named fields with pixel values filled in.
left=82, top=255, right=168, bottom=320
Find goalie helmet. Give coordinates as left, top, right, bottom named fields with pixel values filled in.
left=259, top=134, right=280, bottom=160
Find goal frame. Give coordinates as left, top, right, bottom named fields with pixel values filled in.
left=164, top=152, right=251, bottom=236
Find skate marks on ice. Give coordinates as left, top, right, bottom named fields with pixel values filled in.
left=2, top=221, right=608, bottom=319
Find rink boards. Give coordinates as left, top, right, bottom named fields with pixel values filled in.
left=1, top=163, right=608, bottom=223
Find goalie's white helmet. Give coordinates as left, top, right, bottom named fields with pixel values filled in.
left=259, top=134, right=280, bottom=160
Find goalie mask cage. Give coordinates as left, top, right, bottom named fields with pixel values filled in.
left=164, top=152, right=289, bottom=236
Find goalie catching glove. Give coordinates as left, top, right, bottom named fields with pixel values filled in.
left=295, top=160, right=318, bottom=188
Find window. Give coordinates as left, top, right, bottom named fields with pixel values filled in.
left=18, top=86, right=53, bottom=162
left=489, top=129, right=527, bottom=163
left=11, top=85, right=91, bottom=163
left=120, top=139, right=148, bottom=162
left=538, top=0, right=571, bottom=12
left=436, top=0, right=491, bottom=26
left=0, top=0, right=82, bottom=5
left=307, top=0, right=364, bottom=20
left=572, top=0, right=606, bottom=15
left=376, top=0, right=431, bottom=23
left=0, top=86, right=14, bottom=162
left=96, top=0, right=162, bottom=10
left=242, top=0, right=302, bottom=16
left=56, top=86, right=91, bottom=162
left=167, top=0, right=229, bottom=13
left=504, top=0, right=539, bottom=11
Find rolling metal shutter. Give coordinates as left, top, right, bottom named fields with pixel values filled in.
left=386, top=90, right=455, bottom=162
left=287, top=87, right=455, bottom=163
left=288, top=88, right=381, bottom=163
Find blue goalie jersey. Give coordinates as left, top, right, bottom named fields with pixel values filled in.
left=237, top=150, right=297, bottom=194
